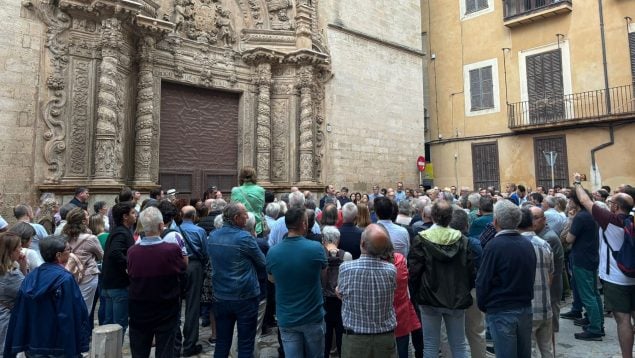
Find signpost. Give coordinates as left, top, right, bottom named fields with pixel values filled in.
left=543, top=151, right=558, bottom=189
left=417, top=155, right=426, bottom=186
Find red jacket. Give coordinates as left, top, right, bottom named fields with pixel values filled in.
left=393, top=253, right=421, bottom=337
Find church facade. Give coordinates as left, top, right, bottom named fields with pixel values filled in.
left=0, top=0, right=424, bottom=208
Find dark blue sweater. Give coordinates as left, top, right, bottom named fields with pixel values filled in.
left=476, top=230, right=536, bottom=313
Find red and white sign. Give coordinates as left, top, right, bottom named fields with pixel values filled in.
left=417, top=156, right=426, bottom=172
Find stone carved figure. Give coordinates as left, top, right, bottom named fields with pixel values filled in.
left=267, top=0, right=293, bottom=30
left=173, top=0, right=194, bottom=33
left=215, top=5, right=235, bottom=47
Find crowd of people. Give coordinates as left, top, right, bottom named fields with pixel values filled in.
left=0, top=169, right=633, bottom=358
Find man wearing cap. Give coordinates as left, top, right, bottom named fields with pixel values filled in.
left=166, top=189, right=178, bottom=203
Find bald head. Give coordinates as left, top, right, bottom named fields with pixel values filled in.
left=361, top=224, right=393, bottom=259
left=613, top=193, right=634, bottom=214
left=529, top=206, right=545, bottom=233
left=181, top=205, right=197, bottom=220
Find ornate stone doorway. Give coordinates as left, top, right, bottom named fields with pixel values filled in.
left=159, top=81, right=239, bottom=199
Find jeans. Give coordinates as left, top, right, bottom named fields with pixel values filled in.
left=396, top=334, right=410, bottom=358
left=486, top=306, right=532, bottom=358
left=568, top=258, right=583, bottom=314
left=214, top=297, right=259, bottom=358
left=103, top=288, right=129, bottom=334
left=572, top=266, right=604, bottom=334
left=420, top=305, right=468, bottom=358
left=279, top=321, right=325, bottom=358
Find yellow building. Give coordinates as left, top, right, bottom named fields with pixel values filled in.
left=422, top=0, right=635, bottom=192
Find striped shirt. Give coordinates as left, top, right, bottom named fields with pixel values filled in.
left=522, top=232, right=554, bottom=321
left=338, top=256, right=397, bottom=334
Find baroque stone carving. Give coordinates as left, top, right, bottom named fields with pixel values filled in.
left=254, top=62, right=272, bottom=182
left=69, top=60, right=90, bottom=175
left=22, top=0, right=71, bottom=183
left=94, top=18, right=122, bottom=179
left=134, top=36, right=155, bottom=183
left=173, top=0, right=236, bottom=47
left=296, top=65, right=313, bottom=181
left=271, top=99, right=288, bottom=181
left=267, top=0, right=293, bottom=30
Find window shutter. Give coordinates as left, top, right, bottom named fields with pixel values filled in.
left=481, top=66, right=494, bottom=108
left=466, top=0, right=476, bottom=13
left=629, top=33, right=635, bottom=84
left=526, top=49, right=564, bottom=123
left=533, top=135, right=569, bottom=189
left=469, top=68, right=482, bottom=111
left=472, top=142, right=500, bottom=191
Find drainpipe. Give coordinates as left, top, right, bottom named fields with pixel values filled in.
left=590, top=125, right=614, bottom=190
left=599, top=0, right=611, bottom=113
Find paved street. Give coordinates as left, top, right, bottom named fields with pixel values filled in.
left=115, top=297, right=630, bottom=358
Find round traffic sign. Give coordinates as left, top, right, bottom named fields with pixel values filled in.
left=417, top=156, right=426, bottom=172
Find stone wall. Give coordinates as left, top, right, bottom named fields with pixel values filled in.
left=0, top=0, right=43, bottom=220
left=322, top=0, right=425, bottom=192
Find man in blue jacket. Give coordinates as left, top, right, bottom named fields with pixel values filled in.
left=5, top=235, right=89, bottom=358
left=476, top=199, right=536, bottom=358
left=208, top=203, right=266, bottom=358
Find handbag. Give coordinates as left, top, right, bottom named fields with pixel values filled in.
left=65, top=234, right=91, bottom=283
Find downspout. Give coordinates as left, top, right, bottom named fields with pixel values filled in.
left=599, top=0, right=611, bottom=113
left=590, top=125, right=614, bottom=190
left=589, top=0, right=614, bottom=190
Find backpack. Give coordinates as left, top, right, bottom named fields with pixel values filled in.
left=324, top=249, right=345, bottom=296
left=602, top=216, right=635, bottom=278
left=65, top=234, right=91, bottom=284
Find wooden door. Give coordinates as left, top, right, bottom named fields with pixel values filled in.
left=159, top=82, right=240, bottom=200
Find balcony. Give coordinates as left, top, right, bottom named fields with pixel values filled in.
left=504, top=0, right=572, bottom=28
left=508, top=84, right=635, bottom=131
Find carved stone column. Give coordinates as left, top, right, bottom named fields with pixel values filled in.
left=133, top=36, right=155, bottom=184
left=295, top=2, right=312, bottom=49
left=254, top=62, right=272, bottom=183
left=94, top=18, right=122, bottom=180
left=297, top=65, right=314, bottom=182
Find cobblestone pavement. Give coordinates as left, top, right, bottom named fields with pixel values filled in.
left=118, top=298, right=631, bottom=357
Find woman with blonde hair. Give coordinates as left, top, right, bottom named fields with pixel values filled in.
left=0, top=232, right=27, bottom=354
left=231, top=166, right=266, bottom=236
left=62, top=207, right=104, bottom=310
left=356, top=203, right=372, bottom=229
left=88, top=214, right=108, bottom=250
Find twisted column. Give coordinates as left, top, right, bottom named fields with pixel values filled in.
left=255, top=62, right=272, bottom=183
left=297, top=65, right=314, bottom=182
left=133, top=36, right=155, bottom=184
left=94, top=18, right=122, bottom=180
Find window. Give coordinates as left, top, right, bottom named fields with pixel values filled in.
left=533, top=135, right=569, bottom=189
left=526, top=49, right=565, bottom=123
left=460, top=0, right=494, bottom=20
left=469, top=66, right=494, bottom=111
left=472, top=142, right=500, bottom=191
left=464, top=59, right=500, bottom=116
left=466, top=0, right=488, bottom=14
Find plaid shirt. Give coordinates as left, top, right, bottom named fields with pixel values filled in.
left=338, top=256, right=397, bottom=334
left=522, top=232, right=554, bottom=321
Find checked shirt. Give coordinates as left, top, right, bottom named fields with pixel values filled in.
left=338, top=256, right=397, bottom=334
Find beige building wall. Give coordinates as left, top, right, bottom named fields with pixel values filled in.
left=322, top=0, right=426, bottom=192
left=424, top=0, right=635, bottom=190
left=0, top=0, right=44, bottom=219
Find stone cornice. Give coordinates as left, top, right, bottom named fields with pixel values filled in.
left=284, top=49, right=329, bottom=66
left=242, top=47, right=285, bottom=65
left=135, top=14, right=174, bottom=34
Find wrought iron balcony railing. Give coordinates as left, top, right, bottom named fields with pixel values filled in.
left=508, top=83, right=635, bottom=129
left=504, top=0, right=571, bottom=20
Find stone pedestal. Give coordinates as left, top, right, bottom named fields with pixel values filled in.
left=90, top=324, right=123, bottom=358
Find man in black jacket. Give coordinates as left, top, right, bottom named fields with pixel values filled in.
left=101, top=201, right=137, bottom=334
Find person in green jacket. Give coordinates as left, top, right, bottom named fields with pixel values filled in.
left=231, top=167, right=266, bottom=236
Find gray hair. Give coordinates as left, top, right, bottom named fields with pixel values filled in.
left=321, top=225, right=341, bottom=245
left=554, top=193, right=567, bottom=212
left=398, top=200, right=412, bottom=215
left=468, top=193, right=481, bottom=208
left=288, top=191, right=306, bottom=208
left=439, top=191, right=454, bottom=202
left=265, top=202, right=280, bottom=218
left=278, top=200, right=288, bottom=215
left=39, top=235, right=67, bottom=263
left=213, top=214, right=223, bottom=229
left=211, top=199, right=227, bottom=212
left=341, top=202, right=358, bottom=223
left=245, top=212, right=256, bottom=235
left=361, top=224, right=394, bottom=260
left=423, top=205, right=432, bottom=218
left=222, top=202, right=244, bottom=226
left=543, top=195, right=557, bottom=209
left=139, top=207, right=163, bottom=234
left=449, top=208, right=469, bottom=235
left=493, top=200, right=522, bottom=230
left=414, top=197, right=429, bottom=213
